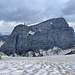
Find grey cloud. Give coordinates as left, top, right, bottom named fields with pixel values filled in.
left=61, top=0, right=75, bottom=23
left=62, top=0, right=75, bottom=15
left=0, top=0, right=53, bottom=24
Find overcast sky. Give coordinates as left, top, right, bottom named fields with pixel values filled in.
left=0, top=0, right=75, bottom=33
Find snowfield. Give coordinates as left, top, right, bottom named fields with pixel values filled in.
left=0, top=55, right=75, bottom=75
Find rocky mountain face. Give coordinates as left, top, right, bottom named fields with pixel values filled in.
left=0, top=35, right=8, bottom=41
left=0, top=33, right=9, bottom=48
left=0, top=35, right=8, bottom=48
left=0, top=33, right=2, bottom=36
left=0, top=17, right=74, bottom=56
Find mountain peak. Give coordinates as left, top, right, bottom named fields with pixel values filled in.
left=0, top=17, right=74, bottom=56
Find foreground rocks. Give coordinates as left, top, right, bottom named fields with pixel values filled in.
left=0, top=17, right=74, bottom=56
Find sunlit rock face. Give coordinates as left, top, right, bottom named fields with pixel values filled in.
left=0, top=17, right=74, bottom=56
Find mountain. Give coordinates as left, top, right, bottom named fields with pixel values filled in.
left=0, top=17, right=74, bottom=56
left=0, top=33, right=2, bottom=36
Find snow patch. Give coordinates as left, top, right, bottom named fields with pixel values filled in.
left=28, top=30, right=35, bottom=35
left=10, top=53, right=19, bottom=57
left=35, top=53, right=39, bottom=57
left=26, top=51, right=34, bottom=57
left=26, top=47, right=75, bottom=57
left=50, top=22, right=53, bottom=24
left=0, top=41, right=5, bottom=47
left=39, top=29, right=41, bottom=31
left=28, top=23, right=38, bottom=27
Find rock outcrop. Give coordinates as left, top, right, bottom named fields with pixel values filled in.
left=0, top=35, right=8, bottom=48
left=0, top=17, right=74, bottom=56
left=0, top=35, right=8, bottom=41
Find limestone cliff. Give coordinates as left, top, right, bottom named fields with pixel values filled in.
left=0, top=17, right=74, bottom=55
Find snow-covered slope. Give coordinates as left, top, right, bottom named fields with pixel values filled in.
left=0, top=55, right=75, bottom=75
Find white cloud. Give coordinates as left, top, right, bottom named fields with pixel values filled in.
left=68, top=22, right=75, bottom=27
left=68, top=22, right=75, bottom=31
left=8, top=21, right=23, bottom=27
left=0, top=20, right=23, bottom=33
left=0, top=20, right=4, bottom=26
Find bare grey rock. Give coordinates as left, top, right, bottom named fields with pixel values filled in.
left=0, top=35, right=8, bottom=42
left=0, top=35, right=8, bottom=48
left=0, top=17, right=74, bottom=56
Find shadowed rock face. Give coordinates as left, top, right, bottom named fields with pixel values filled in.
left=0, top=35, right=8, bottom=48
left=0, top=35, right=8, bottom=42
left=0, top=17, right=74, bottom=55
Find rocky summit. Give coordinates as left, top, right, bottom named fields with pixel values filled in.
left=0, top=17, right=74, bottom=56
